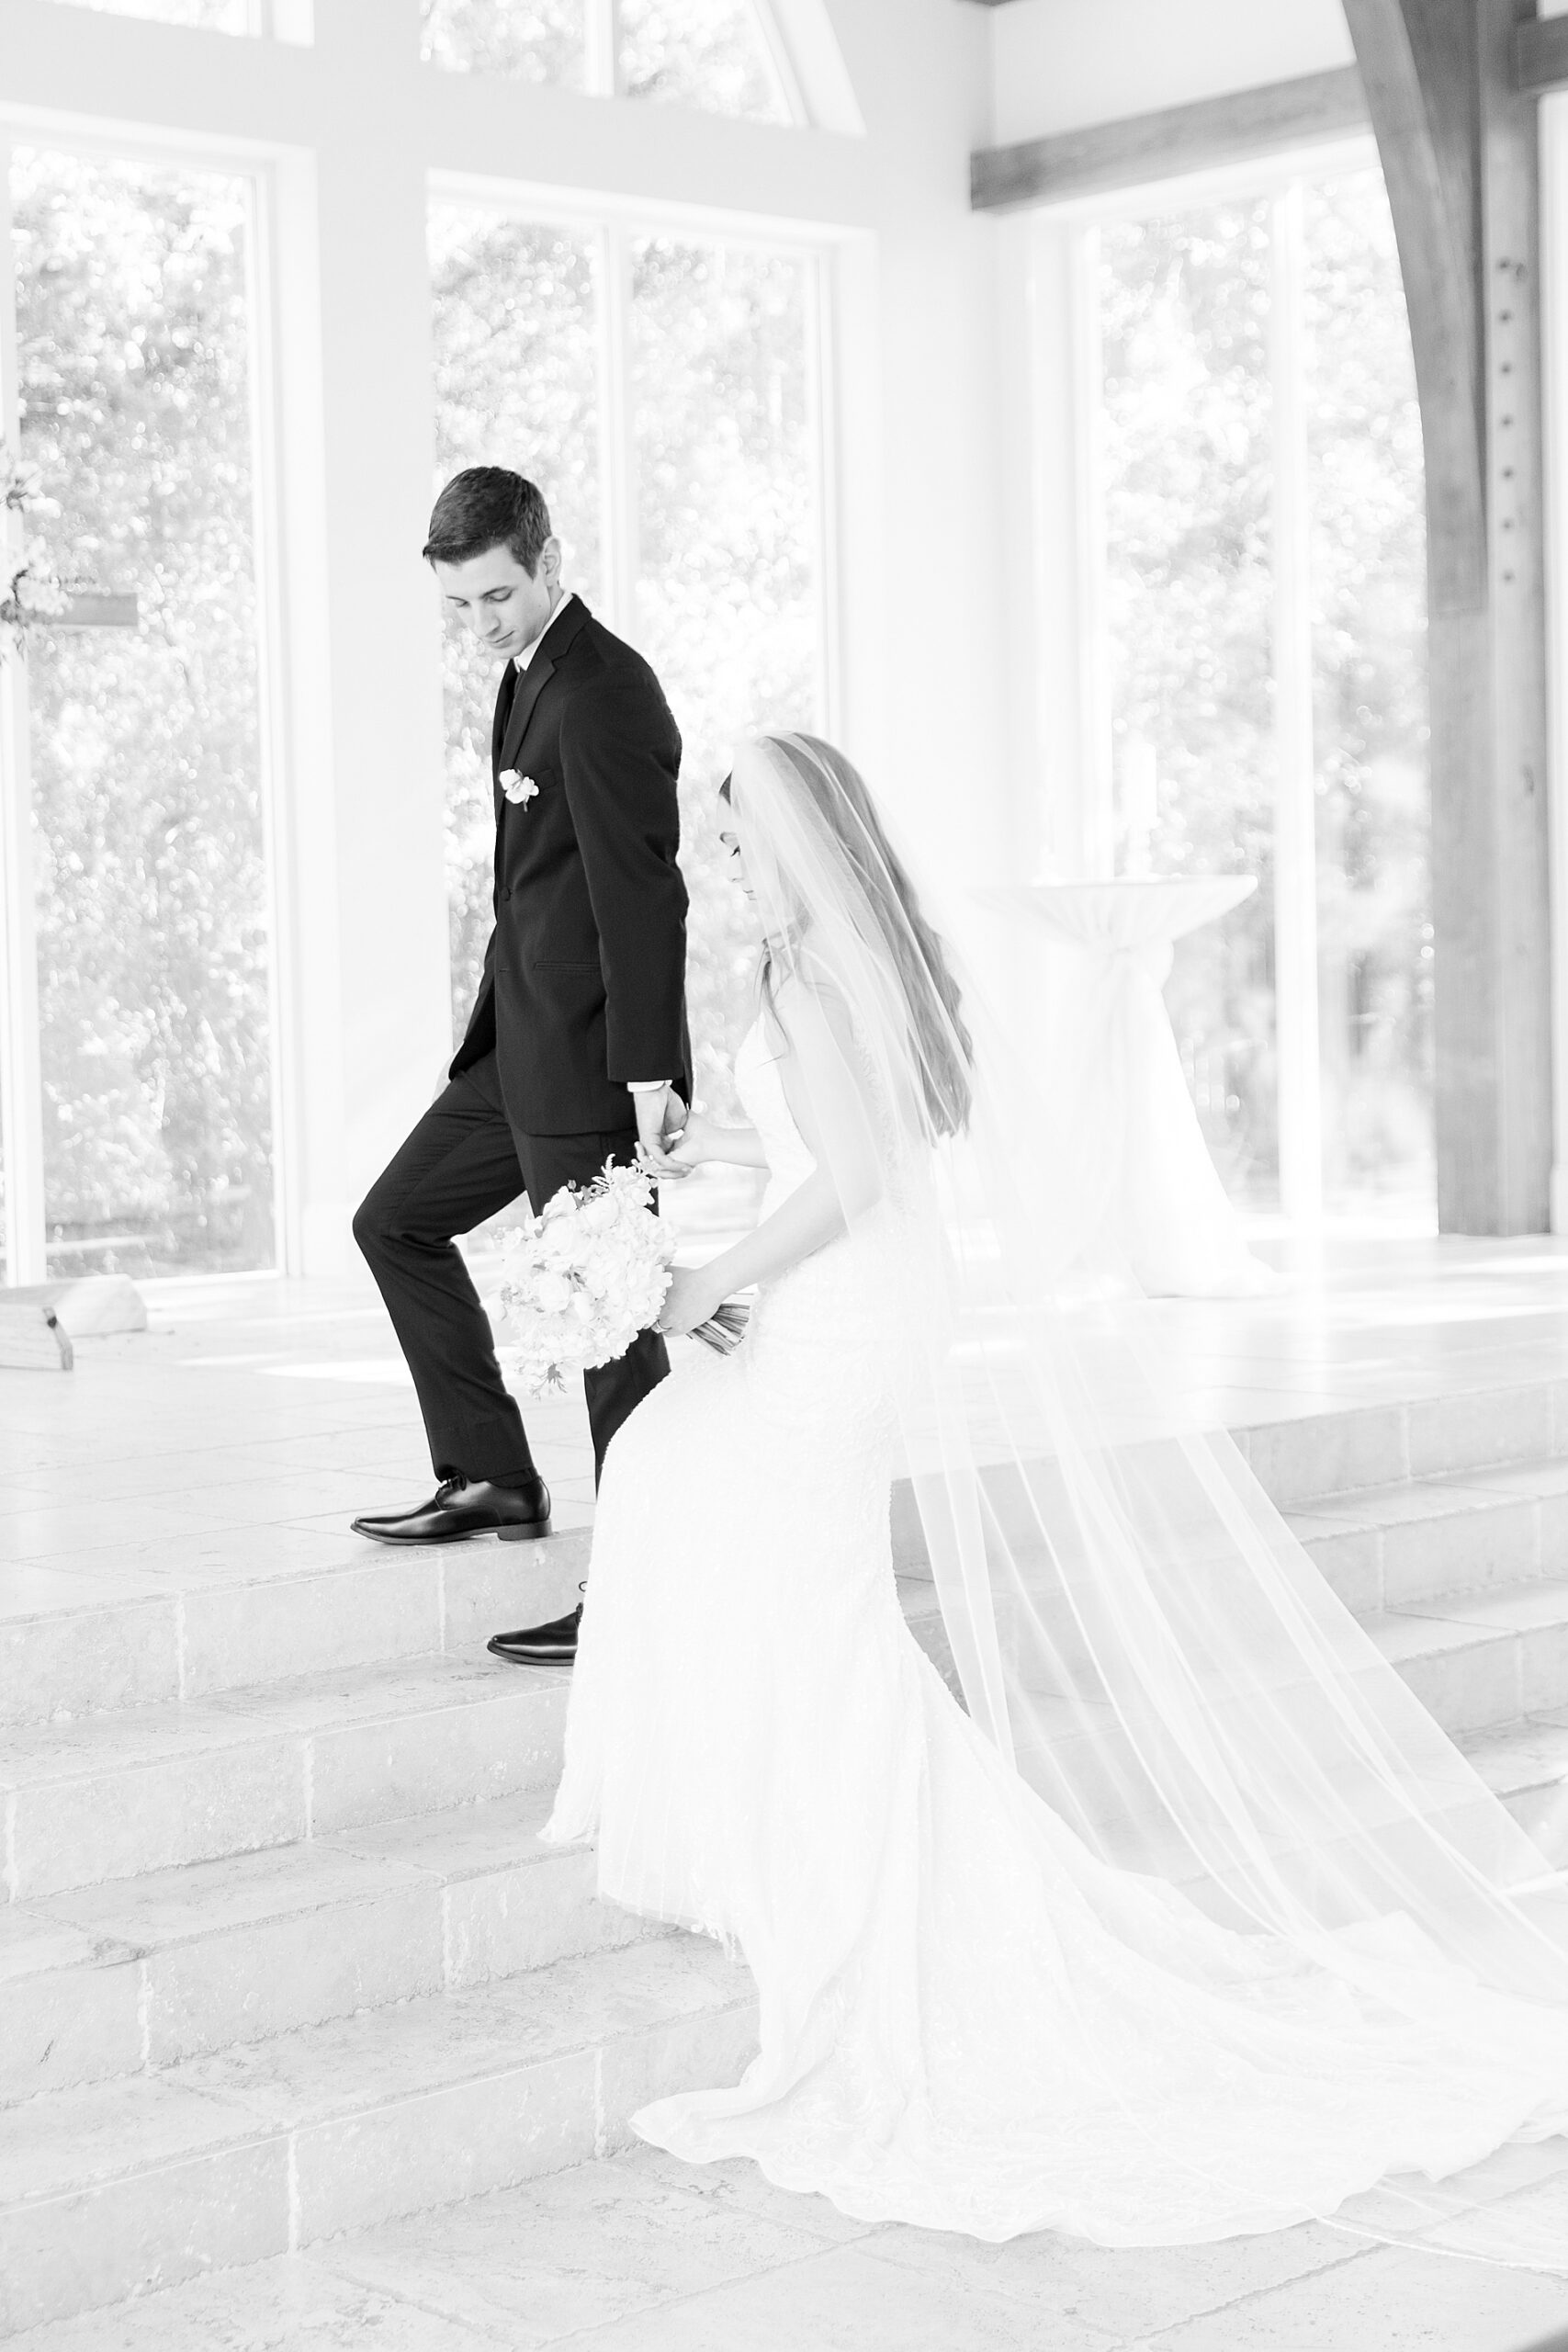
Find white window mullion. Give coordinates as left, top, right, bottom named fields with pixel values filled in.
left=596, top=220, right=639, bottom=642
left=804, top=250, right=835, bottom=736
left=0, top=141, right=48, bottom=1287
left=1269, top=179, right=1323, bottom=1227
left=585, top=0, right=618, bottom=97
left=245, top=163, right=296, bottom=1275
left=1072, top=222, right=1114, bottom=880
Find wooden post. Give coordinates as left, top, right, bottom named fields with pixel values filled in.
left=1341, top=0, right=1553, bottom=1232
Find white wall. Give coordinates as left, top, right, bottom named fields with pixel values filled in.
left=989, top=0, right=1355, bottom=149
left=826, top=1, right=1013, bottom=885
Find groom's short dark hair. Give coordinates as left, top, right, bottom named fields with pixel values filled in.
left=423, top=468, right=552, bottom=574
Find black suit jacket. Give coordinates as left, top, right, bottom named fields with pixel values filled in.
left=450, top=598, right=692, bottom=1135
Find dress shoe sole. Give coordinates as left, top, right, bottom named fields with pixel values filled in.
left=486, top=1636, right=577, bottom=1666
left=352, top=1518, right=553, bottom=1547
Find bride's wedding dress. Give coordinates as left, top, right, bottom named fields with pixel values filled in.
left=544, top=1021, right=1568, bottom=2247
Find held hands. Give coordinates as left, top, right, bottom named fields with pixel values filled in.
left=631, top=1084, right=688, bottom=1178
left=660, top=1113, right=728, bottom=1174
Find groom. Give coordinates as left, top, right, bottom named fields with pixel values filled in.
left=352, top=467, right=691, bottom=1667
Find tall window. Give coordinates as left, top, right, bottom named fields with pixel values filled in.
left=420, top=0, right=794, bottom=119
left=429, top=199, right=824, bottom=1106
left=1090, top=162, right=1428, bottom=1224
left=6, top=147, right=275, bottom=1278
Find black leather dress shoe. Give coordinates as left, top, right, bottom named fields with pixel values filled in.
left=352, top=1476, right=552, bottom=1547
left=488, top=1602, right=582, bottom=1666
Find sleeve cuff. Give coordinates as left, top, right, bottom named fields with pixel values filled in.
left=626, top=1079, right=670, bottom=1093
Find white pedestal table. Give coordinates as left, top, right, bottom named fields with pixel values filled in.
left=989, top=876, right=1278, bottom=1299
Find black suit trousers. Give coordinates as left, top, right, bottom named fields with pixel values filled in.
left=353, top=1053, right=669, bottom=1486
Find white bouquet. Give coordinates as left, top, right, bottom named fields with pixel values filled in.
left=495, top=1159, right=747, bottom=1396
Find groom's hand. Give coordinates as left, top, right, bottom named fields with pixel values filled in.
left=631, top=1083, right=690, bottom=1177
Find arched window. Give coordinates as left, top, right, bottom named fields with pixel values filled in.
left=421, top=0, right=795, bottom=122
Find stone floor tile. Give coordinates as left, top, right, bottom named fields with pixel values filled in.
left=203, top=1650, right=542, bottom=1734
left=41, top=1830, right=431, bottom=1946
left=1138, top=2240, right=1568, bottom=2350
left=0, top=1563, right=167, bottom=1618
left=0, top=1483, right=67, bottom=1518
left=42, top=1524, right=372, bottom=1591
left=860, top=2212, right=1353, bottom=2341
left=0, top=1499, right=256, bottom=1566
left=1442, top=1455, right=1568, bottom=1500
left=1398, top=1578, right=1568, bottom=1634
left=0, top=2256, right=500, bottom=2352
left=319, top=1783, right=560, bottom=1875
left=622, top=2144, right=892, bottom=2245
left=314, top=2157, right=863, bottom=2349
left=547, top=2239, right=1121, bottom=2351
left=12, top=1449, right=294, bottom=1508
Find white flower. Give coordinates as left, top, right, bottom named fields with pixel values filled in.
left=496, top=1163, right=675, bottom=1398
left=500, top=770, right=540, bottom=808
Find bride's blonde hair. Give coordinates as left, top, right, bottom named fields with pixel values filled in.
left=725, top=732, right=974, bottom=1137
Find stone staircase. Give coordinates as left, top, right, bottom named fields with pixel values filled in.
left=5, top=1378, right=1568, bottom=2335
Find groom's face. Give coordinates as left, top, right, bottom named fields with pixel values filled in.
left=433, top=538, right=560, bottom=663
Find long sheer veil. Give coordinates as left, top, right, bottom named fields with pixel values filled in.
left=726, top=729, right=1568, bottom=2268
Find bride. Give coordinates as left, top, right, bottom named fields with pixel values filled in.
left=543, top=730, right=1568, bottom=2257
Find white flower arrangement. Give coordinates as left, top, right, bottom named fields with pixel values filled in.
left=494, top=1159, right=750, bottom=1395
left=0, top=444, right=68, bottom=663
left=500, top=769, right=540, bottom=807
left=496, top=1160, right=676, bottom=1396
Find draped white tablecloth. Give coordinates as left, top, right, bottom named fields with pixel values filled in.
left=988, top=877, right=1278, bottom=1299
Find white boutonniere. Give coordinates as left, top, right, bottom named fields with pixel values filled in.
left=500, top=770, right=540, bottom=808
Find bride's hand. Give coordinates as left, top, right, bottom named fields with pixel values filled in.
left=656, top=1265, right=721, bottom=1337
left=661, top=1113, right=723, bottom=1173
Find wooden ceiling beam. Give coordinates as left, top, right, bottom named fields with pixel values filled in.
left=1515, top=11, right=1568, bottom=94
left=970, top=67, right=1369, bottom=210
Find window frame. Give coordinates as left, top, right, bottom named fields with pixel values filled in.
left=0, top=122, right=293, bottom=1284
left=1021, top=130, right=1425, bottom=1230
left=0, top=0, right=857, bottom=1285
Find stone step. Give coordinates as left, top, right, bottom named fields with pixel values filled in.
left=0, top=1790, right=668, bottom=2105
left=1371, top=1578, right=1568, bottom=1737
left=0, top=1654, right=570, bottom=1904
left=8, top=1408, right=1565, bottom=1740
left=0, top=1525, right=592, bottom=1729
left=12, top=1696, right=1565, bottom=2124
left=897, top=1566, right=1568, bottom=1743
left=1464, top=1711, right=1568, bottom=1867
left=1233, top=1375, right=1566, bottom=1510
left=10, top=1495, right=1561, bottom=1919
left=1287, top=1457, right=1568, bottom=1612
left=0, top=1935, right=758, bottom=2338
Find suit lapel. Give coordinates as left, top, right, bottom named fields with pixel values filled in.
left=491, top=666, right=515, bottom=774
left=499, top=651, right=555, bottom=775
left=496, top=595, right=592, bottom=776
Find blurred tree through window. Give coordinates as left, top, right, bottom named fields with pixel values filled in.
left=428, top=205, right=822, bottom=1123
left=1099, top=165, right=1430, bottom=1223
left=11, top=147, right=274, bottom=1277
left=421, top=0, right=791, bottom=119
